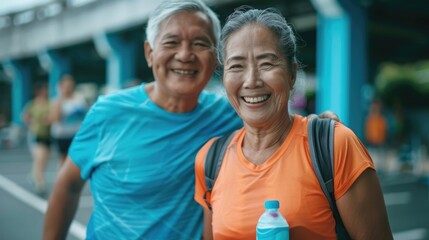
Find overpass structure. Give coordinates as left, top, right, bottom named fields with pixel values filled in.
left=0, top=0, right=428, bottom=138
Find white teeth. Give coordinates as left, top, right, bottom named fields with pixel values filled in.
left=243, top=95, right=269, bottom=104
left=173, top=69, right=196, bottom=75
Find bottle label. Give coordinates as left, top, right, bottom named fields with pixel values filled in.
left=256, top=226, right=289, bottom=240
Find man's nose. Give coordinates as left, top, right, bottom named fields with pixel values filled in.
left=175, top=44, right=195, bottom=62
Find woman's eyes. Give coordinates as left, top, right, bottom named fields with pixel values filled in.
left=227, top=62, right=275, bottom=71
left=260, top=62, right=274, bottom=68
left=228, top=64, right=243, bottom=70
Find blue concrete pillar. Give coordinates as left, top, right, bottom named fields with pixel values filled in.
left=311, top=0, right=367, bottom=137
left=38, top=49, right=71, bottom=98
left=94, top=32, right=139, bottom=89
left=342, top=0, right=367, bottom=138
left=2, top=59, right=32, bottom=125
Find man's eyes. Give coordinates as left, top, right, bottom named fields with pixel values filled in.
left=162, top=41, right=178, bottom=46
left=194, top=42, right=210, bottom=47
left=161, top=40, right=211, bottom=48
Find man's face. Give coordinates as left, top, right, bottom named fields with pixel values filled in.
left=144, top=11, right=217, bottom=100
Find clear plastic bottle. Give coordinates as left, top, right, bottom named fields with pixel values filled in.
left=256, top=200, right=289, bottom=240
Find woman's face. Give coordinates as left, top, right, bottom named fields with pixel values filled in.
left=223, top=24, right=296, bottom=127
left=60, top=77, right=75, bottom=96
left=144, top=11, right=217, bottom=100
left=37, top=85, right=48, bottom=98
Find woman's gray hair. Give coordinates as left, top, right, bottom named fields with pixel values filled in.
left=220, top=7, right=298, bottom=68
left=146, top=0, right=221, bottom=50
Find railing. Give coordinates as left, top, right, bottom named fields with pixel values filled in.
left=0, top=0, right=98, bottom=29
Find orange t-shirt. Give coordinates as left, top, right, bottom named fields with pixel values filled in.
left=194, top=115, right=374, bottom=240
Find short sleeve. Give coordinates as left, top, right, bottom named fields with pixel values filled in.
left=333, top=123, right=375, bottom=200
left=194, top=138, right=217, bottom=210
left=68, top=101, right=102, bottom=180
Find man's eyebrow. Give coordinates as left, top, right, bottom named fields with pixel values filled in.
left=160, top=33, right=178, bottom=40
left=193, top=36, right=212, bottom=42
left=193, top=36, right=215, bottom=46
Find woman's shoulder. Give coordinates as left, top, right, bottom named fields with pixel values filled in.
left=333, top=122, right=359, bottom=143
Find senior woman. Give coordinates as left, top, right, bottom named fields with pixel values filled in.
left=194, top=7, right=393, bottom=240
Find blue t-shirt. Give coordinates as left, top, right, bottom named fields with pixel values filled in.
left=69, top=84, right=242, bottom=240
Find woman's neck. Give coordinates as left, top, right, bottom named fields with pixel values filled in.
left=35, top=95, right=48, bottom=103
left=144, top=82, right=199, bottom=113
left=242, top=114, right=294, bottom=165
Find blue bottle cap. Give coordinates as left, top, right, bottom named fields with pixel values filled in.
left=264, top=200, right=279, bottom=209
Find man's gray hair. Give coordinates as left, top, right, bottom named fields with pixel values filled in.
left=146, top=0, right=221, bottom=51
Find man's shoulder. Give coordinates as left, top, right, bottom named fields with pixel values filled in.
left=199, top=91, right=230, bottom=108
left=97, top=86, right=144, bottom=106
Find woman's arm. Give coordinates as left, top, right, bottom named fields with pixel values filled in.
left=202, top=208, right=213, bottom=240
left=21, top=103, right=31, bottom=125
left=336, top=168, right=393, bottom=240
left=50, top=100, right=62, bottom=123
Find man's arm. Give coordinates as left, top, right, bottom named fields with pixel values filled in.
left=44, top=157, right=86, bottom=240
left=202, top=208, right=213, bottom=240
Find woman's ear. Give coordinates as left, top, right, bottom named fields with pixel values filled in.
left=289, top=63, right=298, bottom=89
left=144, top=41, right=153, bottom=68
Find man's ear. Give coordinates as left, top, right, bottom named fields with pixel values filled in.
left=144, top=41, right=153, bottom=68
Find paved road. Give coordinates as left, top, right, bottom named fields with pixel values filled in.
left=382, top=172, right=429, bottom=240
left=1, top=145, right=429, bottom=240
left=0, top=145, right=92, bottom=240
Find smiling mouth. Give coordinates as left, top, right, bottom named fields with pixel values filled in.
left=172, top=69, right=197, bottom=75
left=242, top=95, right=271, bottom=104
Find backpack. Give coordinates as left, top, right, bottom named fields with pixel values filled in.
left=203, top=118, right=351, bottom=240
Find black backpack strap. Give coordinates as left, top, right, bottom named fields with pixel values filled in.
left=308, top=118, right=351, bottom=240
left=203, top=131, right=236, bottom=210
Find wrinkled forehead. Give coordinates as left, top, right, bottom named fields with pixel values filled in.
left=158, top=11, right=216, bottom=43
left=224, top=24, right=282, bottom=53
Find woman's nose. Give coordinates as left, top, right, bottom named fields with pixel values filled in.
left=243, top=67, right=262, bottom=88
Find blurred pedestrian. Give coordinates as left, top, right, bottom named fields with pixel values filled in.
left=365, top=98, right=387, bottom=170
left=50, top=74, right=87, bottom=167
left=44, top=1, right=339, bottom=239
left=392, top=100, right=413, bottom=171
left=22, top=82, right=51, bottom=195
left=194, top=7, right=392, bottom=239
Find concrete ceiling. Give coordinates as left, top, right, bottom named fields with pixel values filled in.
left=213, top=0, right=429, bottom=72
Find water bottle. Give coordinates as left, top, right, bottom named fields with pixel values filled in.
left=256, top=200, right=289, bottom=240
